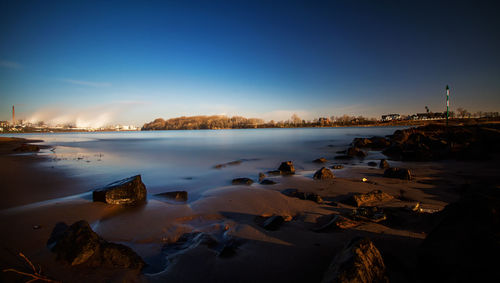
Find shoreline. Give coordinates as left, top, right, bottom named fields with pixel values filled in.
left=1, top=132, right=499, bottom=282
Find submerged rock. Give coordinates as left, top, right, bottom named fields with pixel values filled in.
left=231, top=178, right=254, bottom=185
left=348, top=190, right=393, bottom=207
left=156, top=190, right=188, bottom=201
left=262, top=215, right=285, bottom=231
left=278, top=161, right=295, bottom=174
left=13, top=144, right=40, bottom=152
left=321, top=237, right=387, bottom=283
left=347, top=147, right=367, bottom=158
left=383, top=167, right=412, bottom=180
left=260, top=179, right=277, bottom=185
left=92, top=175, right=147, bottom=205
left=313, top=167, right=335, bottom=180
left=313, top=157, right=328, bottom=163
left=51, top=220, right=145, bottom=269
left=258, top=172, right=266, bottom=182
left=367, top=161, right=377, bottom=167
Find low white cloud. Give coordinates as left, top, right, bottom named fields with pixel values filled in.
left=62, top=79, right=111, bottom=87
left=0, top=60, right=22, bottom=69
left=26, top=102, right=143, bottom=128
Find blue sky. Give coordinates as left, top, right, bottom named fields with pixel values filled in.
left=1, top=0, right=499, bottom=126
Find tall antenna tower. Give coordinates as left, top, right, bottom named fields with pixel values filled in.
left=12, top=105, right=15, bottom=125
left=446, top=85, right=450, bottom=126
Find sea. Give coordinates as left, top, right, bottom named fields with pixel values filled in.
left=3, top=127, right=404, bottom=200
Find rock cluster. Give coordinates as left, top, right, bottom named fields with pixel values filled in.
left=51, top=220, right=145, bottom=269
left=92, top=175, right=147, bottom=205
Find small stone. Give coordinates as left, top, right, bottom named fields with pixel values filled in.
left=278, top=161, right=295, bottom=174
left=331, top=164, right=344, bottom=169
left=313, top=157, right=328, bottom=163
left=383, top=167, right=412, bottom=180
left=156, top=191, right=188, bottom=201
left=379, top=159, right=390, bottom=169
left=258, top=172, right=266, bottom=182
left=260, top=179, right=277, bottom=185
left=231, top=178, right=254, bottom=185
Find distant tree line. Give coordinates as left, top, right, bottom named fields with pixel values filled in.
left=141, top=114, right=381, bottom=131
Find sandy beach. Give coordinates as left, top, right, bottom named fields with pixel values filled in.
left=0, top=131, right=499, bottom=282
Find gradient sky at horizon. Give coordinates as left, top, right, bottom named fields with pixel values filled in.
left=1, top=0, right=499, bottom=126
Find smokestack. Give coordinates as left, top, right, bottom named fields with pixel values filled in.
left=12, top=105, right=15, bottom=125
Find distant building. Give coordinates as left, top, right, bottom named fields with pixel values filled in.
left=412, top=112, right=446, bottom=120
left=381, top=114, right=401, bottom=121
left=0, top=121, right=8, bottom=127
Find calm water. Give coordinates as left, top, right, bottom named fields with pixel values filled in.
left=4, top=127, right=404, bottom=199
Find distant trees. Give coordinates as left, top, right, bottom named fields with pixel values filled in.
left=456, top=107, right=469, bottom=118
left=141, top=115, right=265, bottom=130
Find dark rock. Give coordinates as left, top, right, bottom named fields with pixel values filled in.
left=336, top=150, right=347, bottom=154
left=351, top=206, right=387, bottom=222
left=13, top=144, right=40, bottom=152
left=231, top=177, right=254, bottom=185
left=331, top=164, right=344, bottom=169
left=267, top=170, right=282, bottom=175
left=383, top=167, right=412, bottom=180
left=281, top=189, right=323, bottom=203
left=346, top=147, right=367, bottom=158
left=258, top=172, right=266, bottom=182
left=418, top=185, right=500, bottom=282
left=379, top=159, right=390, bottom=169
left=368, top=136, right=391, bottom=149
left=51, top=220, right=145, bottom=269
left=262, top=215, right=285, bottom=231
left=313, top=167, right=335, bottom=180
left=313, top=215, right=358, bottom=232
left=321, top=237, right=388, bottom=283
left=348, top=190, right=393, bottom=207
left=367, top=161, right=377, bottom=167
left=156, top=191, right=188, bottom=201
left=278, top=161, right=295, bottom=174
left=352, top=138, right=372, bottom=148
left=260, top=179, right=277, bottom=185
left=93, top=175, right=147, bottom=205
left=313, top=157, right=328, bottom=163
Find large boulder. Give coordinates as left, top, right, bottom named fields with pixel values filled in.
left=278, top=161, right=295, bottom=174
left=313, top=167, right=335, bottom=180
left=383, top=167, right=412, bottom=180
left=417, top=185, right=500, bottom=282
left=321, top=237, right=387, bottom=283
left=349, top=190, right=393, bottom=207
left=51, top=220, right=145, bottom=269
left=93, top=175, right=147, bottom=205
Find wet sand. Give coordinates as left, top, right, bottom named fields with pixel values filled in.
left=0, top=137, right=498, bottom=282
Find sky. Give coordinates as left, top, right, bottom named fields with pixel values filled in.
left=1, top=0, right=499, bottom=126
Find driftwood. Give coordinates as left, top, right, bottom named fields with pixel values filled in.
left=3, top=252, right=60, bottom=283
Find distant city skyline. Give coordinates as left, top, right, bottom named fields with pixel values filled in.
left=1, top=0, right=499, bottom=127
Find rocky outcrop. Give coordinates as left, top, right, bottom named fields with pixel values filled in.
left=348, top=190, right=393, bottom=207
left=278, top=161, right=295, bottom=174
left=231, top=178, right=254, bottom=185
left=92, top=175, right=147, bottom=205
left=321, top=237, right=387, bottom=283
left=383, top=167, right=412, bottom=180
left=156, top=191, right=188, bottom=201
left=313, top=167, right=335, bottom=180
left=13, top=144, right=40, bottom=152
left=51, top=220, right=145, bottom=269
left=352, top=136, right=390, bottom=149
